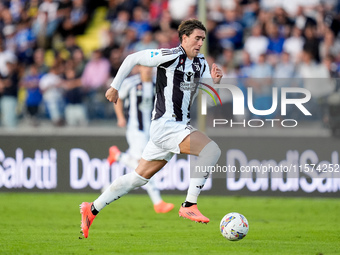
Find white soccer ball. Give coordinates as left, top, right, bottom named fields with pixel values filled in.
left=220, top=212, right=249, bottom=241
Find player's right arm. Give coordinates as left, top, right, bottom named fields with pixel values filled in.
left=106, top=48, right=180, bottom=103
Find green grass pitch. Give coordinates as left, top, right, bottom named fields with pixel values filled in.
left=0, top=193, right=339, bottom=255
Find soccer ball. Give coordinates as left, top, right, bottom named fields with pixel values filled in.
left=220, top=212, right=249, bottom=241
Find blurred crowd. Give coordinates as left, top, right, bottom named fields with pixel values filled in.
left=0, top=0, right=340, bottom=128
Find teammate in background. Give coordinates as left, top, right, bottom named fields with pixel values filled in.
left=80, top=19, right=223, bottom=238
left=106, top=65, right=174, bottom=214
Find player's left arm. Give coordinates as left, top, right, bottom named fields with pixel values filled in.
left=210, top=63, right=223, bottom=84
left=201, top=60, right=223, bottom=84
left=200, top=60, right=223, bottom=106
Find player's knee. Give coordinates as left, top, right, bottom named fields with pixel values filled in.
left=114, top=171, right=149, bottom=191
left=211, top=141, right=221, bottom=159
left=200, top=141, right=221, bottom=161
left=132, top=171, right=149, bottom=187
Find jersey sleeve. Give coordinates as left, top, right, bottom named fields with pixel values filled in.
left=110, top=48, right=180, bottom=90
left=200, top=59, right=212, bottom=79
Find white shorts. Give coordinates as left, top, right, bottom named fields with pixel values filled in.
left=142, top=118, right=197, bottom=161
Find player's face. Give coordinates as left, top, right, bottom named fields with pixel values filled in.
left=182, top=29, right=206, bottom=59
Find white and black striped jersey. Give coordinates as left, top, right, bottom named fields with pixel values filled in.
left=119, top=74, right=154, bottom=132
left=111, top=45, right=212, bottom=123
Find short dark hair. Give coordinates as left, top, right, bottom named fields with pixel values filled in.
left=178, top=19, right=207, bottom=43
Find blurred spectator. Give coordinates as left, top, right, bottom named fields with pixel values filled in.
left=133, top=31, right=158, bottom=52
left=168, top=0, right=196, bottom=24
left=102, top=30, right=120, bottom=59
left=303, top=24, right=321, bottom=63
left=39, top=64, right=64, bottom=126
left=32, top=11, right=49, bottom=48
left=282, top=26, right=304, bottom=63
left=56, top=0, right=73, bottom=38
left=129, top=6, right=151, bottom=40
left=108, top=48, right=123, bottom=78
left=59, top=0, right=89, bottom=37
left=240, top=0, right=259, bottom=30
left=106, top=0, right=135, bottom=22
left=319, top=29, right=340, bottom=60
left=217, top=44, right=236, bottom=69
left=0, top=42, right=17, bottom=77
left=62, top=59, right=88, bottom=126
left=32, top=0, right=60, bottom=47
left=110, top=10, right=130, bottom=45
left=0, top=59, right=19, bottom=127
left=233, top=51, right=249, bottom=113
left=272, top=7, right=294, bottom=38
left=152, top=10, right=179, bottom=48
left=259, top=0, right=280, bottom=12
left=137, top=0, right=152, bottom=13
left=32, top=48, right=49, bottom=75
left=153, top=9, right=172, bottom=32
left=121, top=26, right=138, bottom=55
left=298, top=50, right=329, bottom=80
left=149, top=0, right=168, bottom=25
left=72, top=48, right=86, bottom=77
left=14, top=18, right=36, bottom=65
left=298, top=49, right=335, bottom=120
left=294, top=6, right=317, bottom=30
left=57, top=0, right=73, bottom=17
left=9, top=0, right=24, bottom=23
left=1, top=7, right=15, bottom=40
left=215, top=6, right=243, bottom=50
left=106, top=0, right=120, bottom=22
left=247, top=53, right=274, bottom=118
left=244, top=23, right=269, bottom=63
left=20, top=64, right=43, bottom=126
left=207, top=0, right=224, bottom=23
left=249, top=53, right=273, bottom=78
left=3, top=24, right=17, bottom=53
left=221, top=61, right=238, bottom=79
left=81, top=49, right=110, bottom=119
left=26, top=0, right=40, bottom=20
left=323, top=54, right=340, bottom=79
left=238, top=50, right=254, bottom=79
left=256, top=8, right=271, bottom=33
left=63, top=34, right=81, bottom=58
left=266, top=21, right=285, bottom=63
left=273, top=52, right=296, bottom=79
left=206, top=17, right=222, bottom=58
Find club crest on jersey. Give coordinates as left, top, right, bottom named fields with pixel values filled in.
left=150, top=51, right=159, bottom=58
left=193, top=63, right=200, bottom=71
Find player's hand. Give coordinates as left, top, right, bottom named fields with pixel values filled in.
left=105, top=87, right=119, bottom=104
left=117, top=117, right=126, bottom=128
left=211, top=63, right=223, bottom=84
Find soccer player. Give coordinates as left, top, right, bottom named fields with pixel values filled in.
left=80, top=19, right=222, bottom=238
left=106, top=65, right=174, bottom=214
